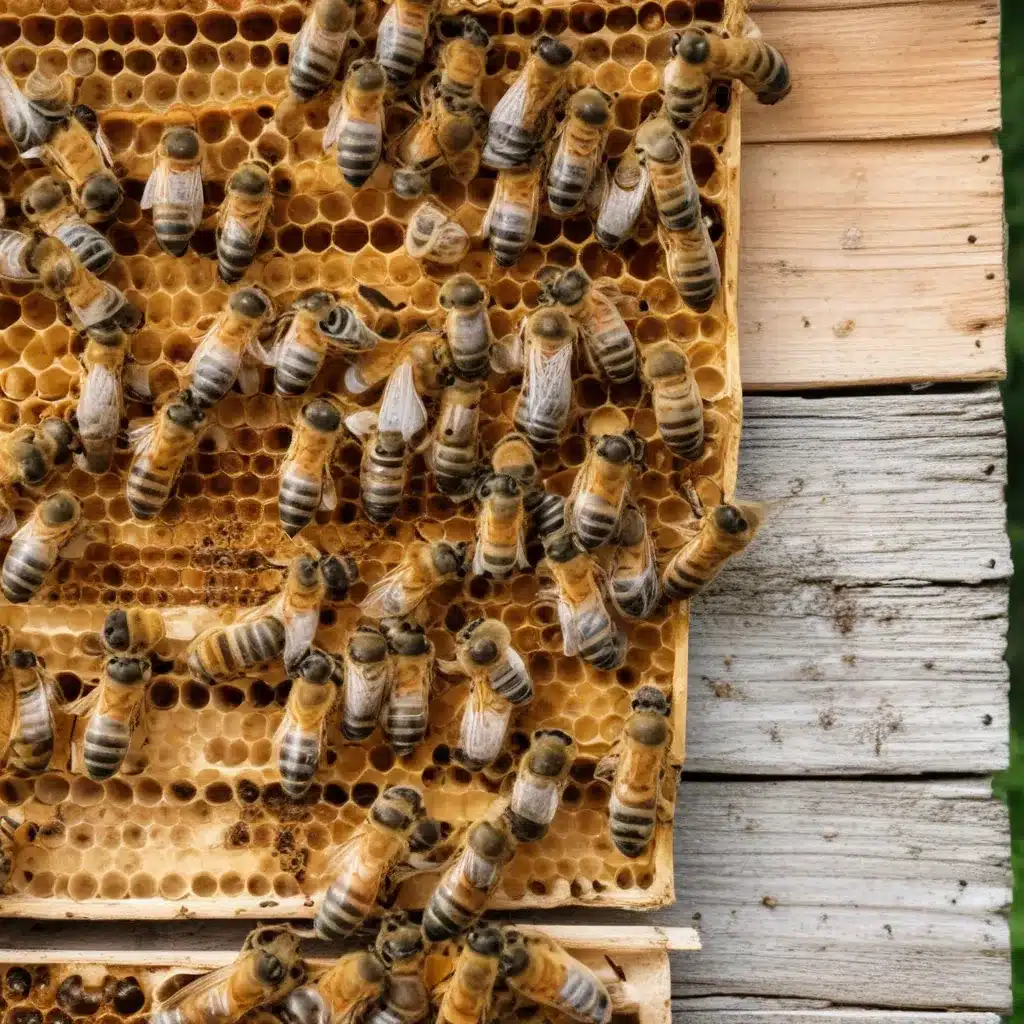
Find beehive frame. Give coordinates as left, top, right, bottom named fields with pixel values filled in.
left=0, top=0, right=743, bottom=919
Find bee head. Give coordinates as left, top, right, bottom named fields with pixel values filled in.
left=167, top=393, right=205, bottom=429
left=631, top=683, right=671, bottom=717
left=321, top=0, right=355, bottom=32
left=388, top=621, right=429, bottom=657
left=461, top=16, right=490, bottom=48
left=530, top=309, right=571, bottom=341
left=543, top=530, right=581, bottom=564
left=371, top=787, right=419, bottom=831
left=498, top=930, right=529, bottom=977
left=529, top=729, right=574, bottom=775
left=392, top=168, right=429, bottom=200
left=163, top=125, right=200, bottom=161
left=321, top=554, right=359, bottom=600
left=107, top=656, right=147, bottom=685
left=714, top=503, right=749, bottom=535
left=102, top=609, right=130, bottom=652
left=229, top=162, right=270, bottom=197
left=468, top=819, right=510, bottom=861
left=596, top=432, right=633, bottom=465
left=81, top=172, right=123, bottom=217
left=438, top=116, right=476, bottom=155
left=72, top=104, right=99, bottom=132
left=440, top=273, right=484, bottom=311
left=349, top=626, right=388, bottom=664
left=431, top=541, right=466, bottom=578
left=375, top=920, right=423, bottom=966
left=408, top=816, right=441, bottom=852
left=254, top=952, right=287, bottom=986
left=674, top=29, right=710, bottom=65
left=534, top=34, right=574, bottom=67
left=230, top=287, right=272, bottom=320
left=467, top=925, right=504, bottom=957
left=376, top=430, right=406, bottom=456
left=22, top=176, right=68, bottom=218
left=551, top=267, right=589, bottom=306
left=40, top=491, right=79, bottom=527
left=616, top=504, right=646, bottom=547
left=16, top=443, right=47, bottom=485
left=352, top=60, right=387, bottom=92
left=643, top=340, right=688, bottom=380
left=572, top=88, right=611, bottom=127
left=40, top=418, right=75, bottom=465
left=10, top=649, right=37, bottom=670
left=293, top=555, right=319, bottom=589
left=636, top=119, right=681, bottom=164
left=294, top=290, right=334, bottom=318
left=302, top=398, right=341, bottom=434
left=299, top=648, right=334, bottom=684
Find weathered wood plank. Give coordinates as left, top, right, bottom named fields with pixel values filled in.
left=739, top=137, right=1005, bottom=389
left=679, top=1005, right=1001, bottom=1024
left=751, top=0, right=950, bottom=9
left=743, top=2, right=1000, bottom=143
left=685, top=387, right=1010, bottom=774
left=668, top=780, right=1011, bottom=1012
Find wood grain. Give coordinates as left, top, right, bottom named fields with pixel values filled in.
left=738, top=137, right=1006, bottom=389
left=680, top=1004, right=1001, bottom=1024
left=742, top=1, right=1000, bottom=143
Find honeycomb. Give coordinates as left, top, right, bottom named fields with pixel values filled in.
left=0, top=0, right=743, bottom=918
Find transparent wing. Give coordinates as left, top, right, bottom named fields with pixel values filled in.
left=488, top=74, right=528, bottom=132
left=378, top=358, right=427, bottom=441
left=320, top=472, right=337, bottom=511
left=77, top=364, right=121, bottom=435
left=525, top=340, right=573, bottom=421
left=153, top=963, right=241, bottom=1014
left=459, top=683, right=510, bottom=766
left=344, top=409, right=379, bottom=439
left=95, top=125, right=115, bottom=167
left=0, top=499, right=16, bottom=539
left=595, top=161, right=650, bottom=245
left=344, top=659, right=390, bottom=721
left=127, top=419, right=156, bottom=455
left=140, top=163, right=167, bottom=210
left=557, top=597, right=581, bottom=657
left=323, top=91, right=348, bottom=151
left=360, top=563, right=418, bottom=619
left=63, top=683, right=101, bottom=718
left=283, top=608, right=319, bottom=670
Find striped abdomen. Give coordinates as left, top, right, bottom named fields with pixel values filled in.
left=524, top=488, right=565, bottom=538
left=650, top=163, right=701, bottom=233
left=279, top=466, right=323, bottom=536
left=609, top=775, right=657, bottom=858
left=361, top=443, right=406, bottom=524
left=191, top=345, right=242, bottom=408
left=728, top=39, right=791, bottom=104
left=340, top=663, right=389, bottom=740
left=55, top=216, right=115, bottom=274
left=506, top=777, right=559, bottom=841
left=313, top=843, right=387, bottom=938
left=475, top=518, right=521, bottom=578
left=0, top=230, right=37, bottom=281
left=488, top=202, right=534, bottom=267
left=383, top=685, right=427, bottom=755
left=274, top=339, right=327, bottom=396
left=153, top=201, right=196, bottom=257
left=11, top=683, right=54, bottom=771
left=575, top=604, right=625, bottom=670
left=666, top=83, right=710, bottom=131
left=289, top=22, right=347, bottom=101
left=583, top=311, right=636, bottom=383
left=78, top=369, right=120, bottom=475
left=448, top=311, right=490, bottom=379
left=653, top=378, right=704, bottom=460
left=483, top=122, right=537, bottom=170
left=422, top=850, right=498, bottom=940
left=217, top=220, right=258, bottom=283
left=337, top=119, right=383, bottom=187
left=82, top=714, right=132, bottom=780
left=0, top=93, right=53, bottom=152
left=547, top=126, right=599, bottom=217
left=665, top=226, right=720, bottom=314
left=2, top=538, right=55, bottom=604
left=278, top=726, right=321, bottom=797
left=365, top=977, right=428, bottom=1024
left=187, top=616, right=286, bottom=684
left=377, top=8, right=429, bottom=85
left=433, top=439, right=477, bottom=497
left=610, top=566, right=660, bottom=620
left=126, top=454, right=176, bottom=520
left=557, top=965, right=611, bottom=1024
left=572, top=492, right=622, bottom=550
left=489, top=657, right=531, bottom=704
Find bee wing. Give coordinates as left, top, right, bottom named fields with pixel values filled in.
left=525, top=338, right=573, bottom=422
left=360, top=562, right=420, bottom=619
left=127, top=418, right=156, bottom=455
left=77, top=364, right=122, bottom=437
left=283, top=607, right=319, bottom=672
left=459, top=681, right=511, bottom=764
left=556, top=596, right=582, bottom=657
left=95, top=124, right=115, bottom=167
left=378, top=357, right=428, bottom=442
left=344, top=409, right=379, bottom=439
left=63, top=682, right=102, bottom=718
left=487, top=73, right=527, bottom=135
left=323, top=90, right=348, bottom=151
left=592, top=279, right=641, bottom=319
left=489, top=323, right=525, bottom=374
left=595, top=159, right=650, bottom=247
left=344, top=657, right=391, bottom=718
left=0, top=499, right=16, bottom=539
left=142, top=164, right=204, bottom=230
left=236, top=358, right=262, bottom=396
left=153, top=962, right=245, bottom=1015
left=186, top=316, right=221, bottom=373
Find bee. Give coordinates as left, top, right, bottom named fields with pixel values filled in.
left=662, top=221, right=721, bottom=315
left=367, top=915, right=430, bottom=1024
left=509, top=308, right=577, bottom=448
left=141, top=126, right=204, bottom=258
left=504, top=729, right=575, bottom=842
left=288, top=0, right=357, bottom=103
left=67, top=655, right=151, bottom=781
left=73, top=328, right=127, bottom=476
left=438, top=17, right=489, bottom=110
left=543, top=531, right=626, bottom=671
left=216, top=161, right=273, bottom=284
left=546, top=88, right=610, bottom=218
left=435, top=926, right=504, bottom=1024
left=276, top=647, right=342, bottom=797
left=483, top=35, right=574, bottom=170
left=375, top=0, right=438, bottom=86
left=672, top=25, right=791, bottom=106
left=491, top=436, right=564, bottom=541
left=2, top=645, right=59, bottom=773
left=279, top=398, right=343, bottom=537
left=663, top=33, right=712, bottom=132
left=431, top=379, right=483, bottom=501
left=188, top=553, right=357, bottom=683
left=101, top=607, right=167, bottom=657
left=541, top=268, right=637, bottom=384
left=35, top=237, right=140, bottom=335
left=594, top=143, right=649, bottom=249
left=641, top=340, right=703, bottom=461
left=0, top=420, right=74, bottom=535
left=187, top=287, right=273, bottom=408
left=473, top=474, right=529, bottom=579
left=340, top=626, right=391, bottom=741
left=26, top=105, right=123, bottom=224
left=345, top=331, right=453, bottom=399
left=324, top=61, right=387, bottom=189
left=608, top=501, right=660, bottom=620
left=150, top=927, right=303, bottom=1024
left=346, top=358, right=428, bottom=524
left=125, top=390, right=205, bottom=521
left=499, top=928, right=611, bottom=1024
left=439, top=275, right=492, bottom=381
left=0, top=65, right=69, bottom=154
left=0, top=228, right=38, bottom=283
left=313, top=786, right=438, bottom=939
left=269, top=293, right=381, bottom=398
left=2, top=491, right=84, bottom=605
left=596, top=685, right=671, bottom=858
left=382, top=620, right=432, bottom=756
left=22, top=176, right=114, bottom=274
left=391, top=107, right=451, bottom=201
left=361, top=539, right=467, bottom=619
left=482, top=162, right=542, bottom=268
left=568, top=430, right=645, bottom=550
left=279, top=951, right=386, bottom=1024
left=0, top=813, right=20, bottom=888
left=661, top=502, right=764, bottom=601
left=423, top=818, right=515, bottom=941
left=525, top=486, right=566, bottom=541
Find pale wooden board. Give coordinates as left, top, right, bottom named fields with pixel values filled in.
left=686, top=387, right=1009, bottom=774
left=668, top=779, right=1011, bottom=1013
left=680, top=1005, right=1001, bottom=1024
left=739, top=137, right=1006, bottom=389
left=742, top=1, right=1000, bottom=143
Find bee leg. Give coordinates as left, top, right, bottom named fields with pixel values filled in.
left=593, top=749, right=620, bottom=785
left=656, top=795, right=675, bottom=824
left=681, top=481, right=704, bottom=520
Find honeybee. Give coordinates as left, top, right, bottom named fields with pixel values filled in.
left=661, top=502, right=764, bottom=601
left=439, top=275, right=492, bottom=381
left=187, top=552, right=358, bottom=683
left=438, top=17, right=489, bottom=111
left=0, top=65, right=68, bottom=154
left=473, top=474, right=529, bottom=579
left=150, top=927, right=304, bottom=1024
left=483, top=36, right=574, bottom=170
left=0, top=419, right=75, bottom=514
left=546, top=88, right=610, bottom=218
left=662, top=221, right=721, bottom=315
left=276, top=647, right=343, bottom=797
left=482, top=162, right=542, bottom=268
left=595, top=685, right=671, bottom=858
left=313, top=786, right=438, bottom=939
left=435, top=926, right=504, bottom=1024
left=324, top=61, right=387, bottom=189
left=2, top=644, right=59, bottom=773
left=125, top=390, right=205, bottom=521
left=216, top=161, right=273, bottom=284
left=541, top=268, right=637, bottom=384
left=663, top=33, right=712, bottom=132
left=34, top=237, right=139, bottom=334
left=141, top=126, right=204, bottom=257
left=101, top=607, right=167, bottom=657
left=490, top=435, right=564, bottom=541
left=268, top=292, right=382, bottom=398
left=431, top=379, right=482, bottom=501
left=0, top=812, right=19, bottom=888
left=608, top=501, right=659, bottom=620
left=288, top=0, right=358, bottom=102
left=340, top=625, right=391, bottom=741
left=423, top=818, right=515, bottom=942
left=25, top=105, right=123, bottom=224
left=524, top=487, right=565, bottom=541
left=382, top=620, right=432, bottom=756
left=67, top=655, right=151, bottom=780
left=279, top=398, right=343, bottom=537
left=391, top=108, right=450, bottom=201
left=2, top=491, right=84, bottom=605
left=22, top=176, right=114, bottom=274
left=367, top=915, right=430, bottom=1024
left=672, top=25, right=791, bottom=106
left=504, top=729, right=575, bottom=842
left=0, top=228, right=38, bottom=282
left=499, top=929, right=611, bottom=1024
left=543, top=531, right=626, bottom=671
left=375, top=0, right=438, bottom=85
left=187, top=287, right=273, bottom=408
left=641, top=340, right=703, bottom=461
left=73, top=328, right=126, bottom=476
left=345, top=331, right=453, bottom=399
left=568, top=430, right=645, bottom=550
left=280, top=951, right=386, bottom=1024
left=507, top=308, right=576, bottom=448
left=360, top=539, right=467, bottom=619
left=594, top=143, right=648, bottom=250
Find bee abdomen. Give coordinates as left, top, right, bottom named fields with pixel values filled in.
left=191, top=350, right=240, bottom=408
left=483, top=126, right=537, bottom=170
left=81, top=437, right=116, bottom=475
left=422, top=880, right=478, bottom=941
left=290, top=37, right=345, bottom=101
left=505, top=807, right=547, bottom=842
left=279, top=729, right=321, bottom=796
left=274, top=343, right=324, bottom=396
left=660, top=185, right=701, bottom=232
left=337, top=122, right=382, bottom=187
left=56, top=218, right=115, bottom=274
left=384, top=693, right=426, bottom=754
left=576, top=610, right=625, bottom=670
left=314, top=876, right=371, bottom=939
left=14, top=686, right=55, bottom=769
left=608, top=792, right=656, bottom=857
left=525, top=488, right=565, bottom=538
left=611, top=574, right=660, bottom=619
left=490, top=663, right=532, bottom=704
left=126, top=463, right=173, bottom=520
left=514, top=401, right=561, bottom=448
left=0, top=230, right=36, bottom=280
left=547, top=158, right=590, bottom=217
left=657, top=391, right=704, bottom=461
left=561, top=969, right=610, bottom=1024
left=279, top=471, right=322, bottom=536
left=667, top=86, right=710, bottom=130
left=280, top=985, right=328, bottom=1024
left=188, top=617, right=287, bottom=683
left=450, top=317, right=490, bottom=378
left=572, top=498, right=620, bottom=550
left=589, top=329, right=637, bottom=382
left=434, top=448, right=477, bottom=496
left=217, top=222, right=259, bottom=283
left=153, top=208, right=196, bottom=257
left=488, top=206, right=533, bottom=266
left=82, top=716, right=131, bottom=780
left=671, top=256, right=719, bottom=313
left=2, top=540, right=54, bottom=603
left=362, top=457, right=405, bottom=523
left=661, top=557, right=707, bottom=601
left=379, top=26, right=427, bottom=84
